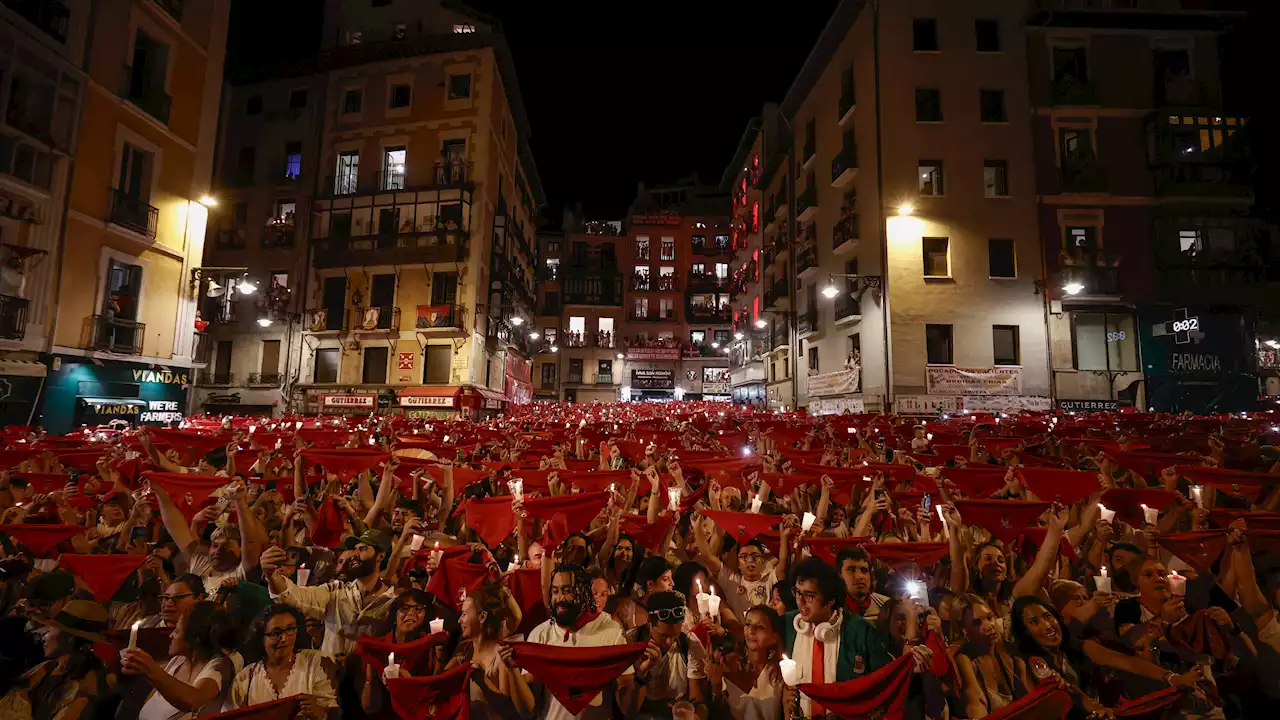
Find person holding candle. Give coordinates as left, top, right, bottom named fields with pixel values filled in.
left=706, top=604, right=784, bottom=720
left=225, top=604, right=336, bottom=718
left=628, top=591, right=709, bottom=717
left=1, top=600, right=115, bottom=720
left=952, top=594, right=1031, bottom=717
left=123, top=601, right=238, bottom=720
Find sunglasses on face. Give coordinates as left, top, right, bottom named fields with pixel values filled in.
left=649, top=606, right=686, bottom=623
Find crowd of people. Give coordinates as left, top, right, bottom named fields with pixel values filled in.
left=0, top=402, right=1278, bottom=720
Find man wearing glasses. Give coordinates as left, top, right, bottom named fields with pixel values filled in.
left=781, top=557, right=891, bottom=717
left=631, top=591, right=708, bottom=718
left=138, top=574, right=204, bottom=628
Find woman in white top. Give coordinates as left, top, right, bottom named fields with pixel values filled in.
left=121, top=601, right=238, bottom=720
left=225, top=604, right=337, bottom=719
left=708, top=604, right=783, bottom=720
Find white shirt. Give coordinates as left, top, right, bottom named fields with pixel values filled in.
left=725, top=666, right=783, bottom=720
left=138, top=655, right=233, bottom=720
left=528, top=613, right=631, bottom=720
left=269, top=577, right=397, bottom=656
left=717, top=563, right=777, bottom=617
left=791, top=610, right=845, bottom=717
left=185, top=551, right=246, bottom=597
left=640, top=632, right=707, bottom=703
left=225, top=650, right=336, bottom=711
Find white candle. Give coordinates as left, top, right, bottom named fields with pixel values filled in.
left=707, top=586, right=721, bottom=616
left=296, top=564, right=310, bottom=586
left=431, top=541, right=443, bottom=566
left=384, top=651, right=400, bottom=679
left=1142, top=504, right=1159, bottom=525
left=295, top=421, right=303, bottom=431
left=128, top=620, right=140, bottom=649
left=1098, top=504, right=1115, bottom=523
left=1190, top=485, right=1204, bottom=508
left=801, top=512, right=816, bottom=533
left=1094, top=565, right=1111, bottom=594
left=750, top=496, right=762, bottom=513
left=508, top=561, right=518, bottom=573
left=779, top=655, right=799, bottom=686
left=1168, top=571, right=1187, bottom=596
left=667, top=487, right=681, bottom=512
left=695, top=579, right=710, bottom=615
left=429, top=618, right=445, bottom=634
left=509, top=478, right=523, bottom=501
left=410, top=535, right=424, bottom=552
left=249, top=425, right=257, bottom=435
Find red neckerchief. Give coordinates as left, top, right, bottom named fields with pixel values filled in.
left=846, top=593, right=872, bottom=616
left=559, top=609, right=600, bottom=642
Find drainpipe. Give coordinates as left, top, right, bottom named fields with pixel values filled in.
left=872, top=0, right=894, bottom=412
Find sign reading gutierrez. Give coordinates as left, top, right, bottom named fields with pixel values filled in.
left=925, top=366, right=1022, bottom=396
left=322, top=394, right=376, bottom=408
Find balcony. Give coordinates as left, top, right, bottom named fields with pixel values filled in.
left=797, top=309, right=818, bottom=339
left=762, top=205, right=777, bottom=234
left=764, top=278, right=789, bottom=310
left=263, top=222, right=295, bottom=248
left=831, top=146, right=858, bottom=188
left=352, top=306, right=400, bottom=333
left=567, top=371, right=584, bottom=384
left=563, top=275, right=623, bottom=306
left=629, top=310, right=678, bottom=323
left=683, top=344, right=724, bottom=359
left=247, top=373, right=283, bottom=387
left=1060, top=265, right=1121, bottom=297
left=322, top=162, right=473, bottom=198
left=564, top=331, right=587, bottom=348
left=415, top=304, right=466, bottom=337
left=796, top=245, right=818, bottom=280
left=832, top=213, right=859, bottom=255
left=795, top=185, right=817, bottom=223
left=688, top=304, right=731, bottom=323
left=2, top=0, right=70, bottom=42
left=108, top=189, right=159, bottom=239
left=596, top=373, right=615, bottom=385
left=834, top=293, right=861, bottom=324
left=688, top=272, right=729, bottom=292
left=632, top=275, right=680, bottom=292
left=86, top=315, right=144, bottom=354
left=303, top=307, right=346, bottom=334
left=595, top=331, right=616, bottom=349
left=190, top=332, right=212, bottom=366
left=775, top=193, right=790, bottom=219
left=311, top=230, right=466, bottom=269
left=1059, top=158, right=1108, bottom=194
left=198, top=371, right=233, bottom=386
left=1050, top=75, right=1096, bottom=107
left=838, top=90, right=856, bottom=127
left=119, top=65, right=172, bottom=124
left=691, top=237, right=731, bottom=256
left=1155, top=163, right=1251, bottom=199
left=0, top=294, right=28, bottom=340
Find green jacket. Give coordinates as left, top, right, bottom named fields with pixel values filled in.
left=781, top=610, right=891, bottom=682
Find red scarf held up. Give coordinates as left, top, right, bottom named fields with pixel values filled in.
left=10, top=472, right=73, bottom=494
left=1014, top=468, right=1099, bottom=506
left=0, top=448, right=42, bottom=470
left=192, top=696, right=301, bottom=720
left=1105, top=451, right=1189, bottom=480
left=1177, top=464, right=1280, bottom=494
left=796, top=652, right=915, bottom=720
left=355, top=631, right=449, bottom=676
left=504, top=640, right=648, bottom=714
left=981, top=680, right=1073, bottom=720
left=1099, top=488, right=1179, bottom=527
left=144, top=471, right=228, bottom=521
left=1013, top=528, right=1078, bottom=563
left=1167, top=609, right=1232, bottom=660
left=505, top=567, right=548, bottom=636
left=952, top=500, right=1052, bottom=544
left=522, top=491, right=611, bottom=550
left=865, top=542, right=950, bottom=569
left=386, top=663, right=472, bottom=720
left=699, top=509, right=781, bottom=545
left=620, top=513, right=674, bottom=551
left=51, top=450, right=106, bottom=473
left=148, top=428, right=229, bottom=466
left=425, top=555, right=490, bottom=612
left=463, top=496, right=516, bottom=548
left=804, top=536, right=872, bottom=565
left=299, top=449, right=389, bottom=481
left=0, top=524, right=83, bottom=557
left=1114, top=687, right=1181, bottom=718
left=309, top=497, right=346, bottom=548
left=1158, top=529, right=1229, bottom=574
left=940, top=467, right=1009, bottom=499
left=58, top=553, right=146, bottom=601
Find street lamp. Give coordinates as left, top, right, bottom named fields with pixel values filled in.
left=529, top=331, right=540, bottom=340
left=236, top=274, right=257, bottom=295
left=734, top=332, right=744, bottom=340
left=257, top=317, right=273, bottom=328
left=897, top=203, right=914, bottom=216
left=1062, top=281, right=1085, bottom=296
left=616, top=353, right=624, bottom=360
left=819, top=273, right=882, bottom=300
left=821, top=282, right=840, bottom=299
left=510, top=316, right=524, bottom=326
left=754, top=319, right=768, bottom=329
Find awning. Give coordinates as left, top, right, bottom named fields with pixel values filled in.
left=80, top=398, right=146, bottom=407
left=473, top=386, right=507, bottom=403
left=398, top=385, right=459, bottom=408
left=0, top=359, right=48, bottom=378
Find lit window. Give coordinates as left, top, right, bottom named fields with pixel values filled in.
left=453, top=24, right=476, bottom=34
left=919, top=161, right=944, bottom=196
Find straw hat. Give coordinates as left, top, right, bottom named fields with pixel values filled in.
left=36, top=599, right=109, bottom=643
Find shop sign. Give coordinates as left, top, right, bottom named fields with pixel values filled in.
left=959, top=395, right=1053, bottom=412
left=399, top=395, right=455, bottom=408
left=397, top=353, right=416, bottom=370
left=140, top=400, right=184, bottom=424
left=632, top=368, right=675, bottom=389
left=626, top=347, right=681, bottom=361
left=1058, top=399, right=1120, bottom=412
left=895, top=395, right=960, bottom=415
left=806, top=367, right=861, bottom=397
left=322, top=394, right=376, bottom=408
left=132, top=369, right=190, bottom=385
left=810, top=397, right=866, bottom=415
left=925, top=366, right=1022, bottom=396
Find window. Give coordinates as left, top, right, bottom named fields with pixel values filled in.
left=393, top=23, right=407, bottom=40
left=915, top=88, right=942, bottom=122
left=568, top=359, right=584, bottom=382
left=1053, top=46, right=1090, bottom=83
left=634, top=297, right=649, bottom=318
left=342, top=89, right=362, bottom=115
left=540, top=363, right=557, bottom=387
left=382, top=147, right=406, bottom=190
left=448, top=74, right=472, bottom=100
left=424, top=345, right=452, bottom=384
left=120, top=143, right=153, bottom=199
left=288, top=89, right=307, bottom=109
left=431, top=271, right=458, bottom=305
left=246, top=95, right=262, bottom=115
left=453, top=23, right=476, bottom=34
left=808, top=346, right=820, bottom=374
left=691, top=263, right=705, bottom=275
left=389, top=83, right=411, bottom=109
left=913, top=18, right=938, bottom=51
left=979, top=90, right=1006, bottom=123
left=334, top=150, right=359, bottom=195
left=636, top=236, right=650, bottom=260
left=715, top=262, right=729, bottom=278
left=598, top=360, right=612, bottom=379
left=975, top=19, right=1000, bottom=52
left=983, top=160, right=1009, bottom=197
left=988, top=239, right=1016, bottom=278
left=926, top=324, right=953, bottom=365
left=659, top=299, right=674, bottom=318
left=661, top=238, right=675, bottom=261
left=1059, top=128, right=1093, bottom=164
left=234, top=146, right=255, bottom=184
left=1178, top=229, right=1203, bottom=253
left=362, top=347, right=389, bottom=383
left=125, top=31, right=168, bottom=120
left=993, top=325, right=1020, bottom=365
left=919, top=161, right=944, bottom=196
left=1073, top=313, right=1137, bottom=372
left=691, top=330, right=706, bottom=345
left=314, top=348, right=339, bottom=383
left=284, top=142, right=302, bottom=180
left=276, top=200, right=296, bottom=222
left=271, top=271, right=289, bottom=289
left=922, top=237, right=950, bottom=277
left=233, top=201, right=248, bottom=225
left=261, top=340, right=281, bottom=374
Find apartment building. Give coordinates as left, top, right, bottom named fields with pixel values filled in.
left=1028, top=0, right=1257, bottom=413
left=621, top=180, right=732, bottom=402
left=0, top=0, right=228, bottom=432
left=194, top=1, right=542, bottom=419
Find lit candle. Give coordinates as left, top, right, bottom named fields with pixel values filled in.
left=1168, top=571, right=1187, bottom=596
left=296, top=564, right=310, bottom=586
left=128, top=620, right=140, bottom=649
left=384, top=651, right=400, bottom=679
left=779, top=655, right=799, bottom=686
left=249, top=425, right=257, bottom=435
left=410, top=535, right=424, bottom=552
left=667, top=487, right=681, bottom=512
left=1142, top=504, right=1159, bottom=525
left=1190, top=485, right=1204, bottom=508
left=429, top=618, right=445, bottom=634
left=509, top=478, right=523, bottom=501
left=695, top=579, right=710, bottom=615
left=1098, top=504, right=1115, bottom=523
left=1094, top=565, right=1111, bottom=594
left=750, top=496, right=762, bottom=513
left=295, top=421, right=303, bottom=431
left=707, top=585, right=721, bottom=616
left=801, top=512, right=816, bottom=533
left=431, top=541, right=443, bottom=566
left=508, top=561, right=518, bottom=573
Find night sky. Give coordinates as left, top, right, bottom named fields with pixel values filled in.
left=227, top=1, right=1272, bottom=223
left=226, top=0, right=838, bottom=222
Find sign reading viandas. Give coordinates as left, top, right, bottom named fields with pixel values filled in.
left=925, top=366, right=1021, bottom=396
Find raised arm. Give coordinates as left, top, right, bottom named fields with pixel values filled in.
left=1013, top=507, right=1065, bottom=599
left=151, top=482, right=200, bottom=557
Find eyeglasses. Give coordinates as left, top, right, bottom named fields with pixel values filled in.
left=794, top=589, right=821, bottom=603
left=264, top=626, right=300, bottom=640
left=159, top=593, right=197, bottom=604
left=648, top=606, right=686, bottom=623
left=398, top=604, right=427, bottom=615
left=738, top=553, right=763, bottom=563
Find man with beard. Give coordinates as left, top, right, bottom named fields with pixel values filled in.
left=837, top=547, right=890, bottom=621
left=153, top=481, right=266, bottom=597
left=260, top=529, right=398, bottom=656
left=527, top=563, right=633, bottom=720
